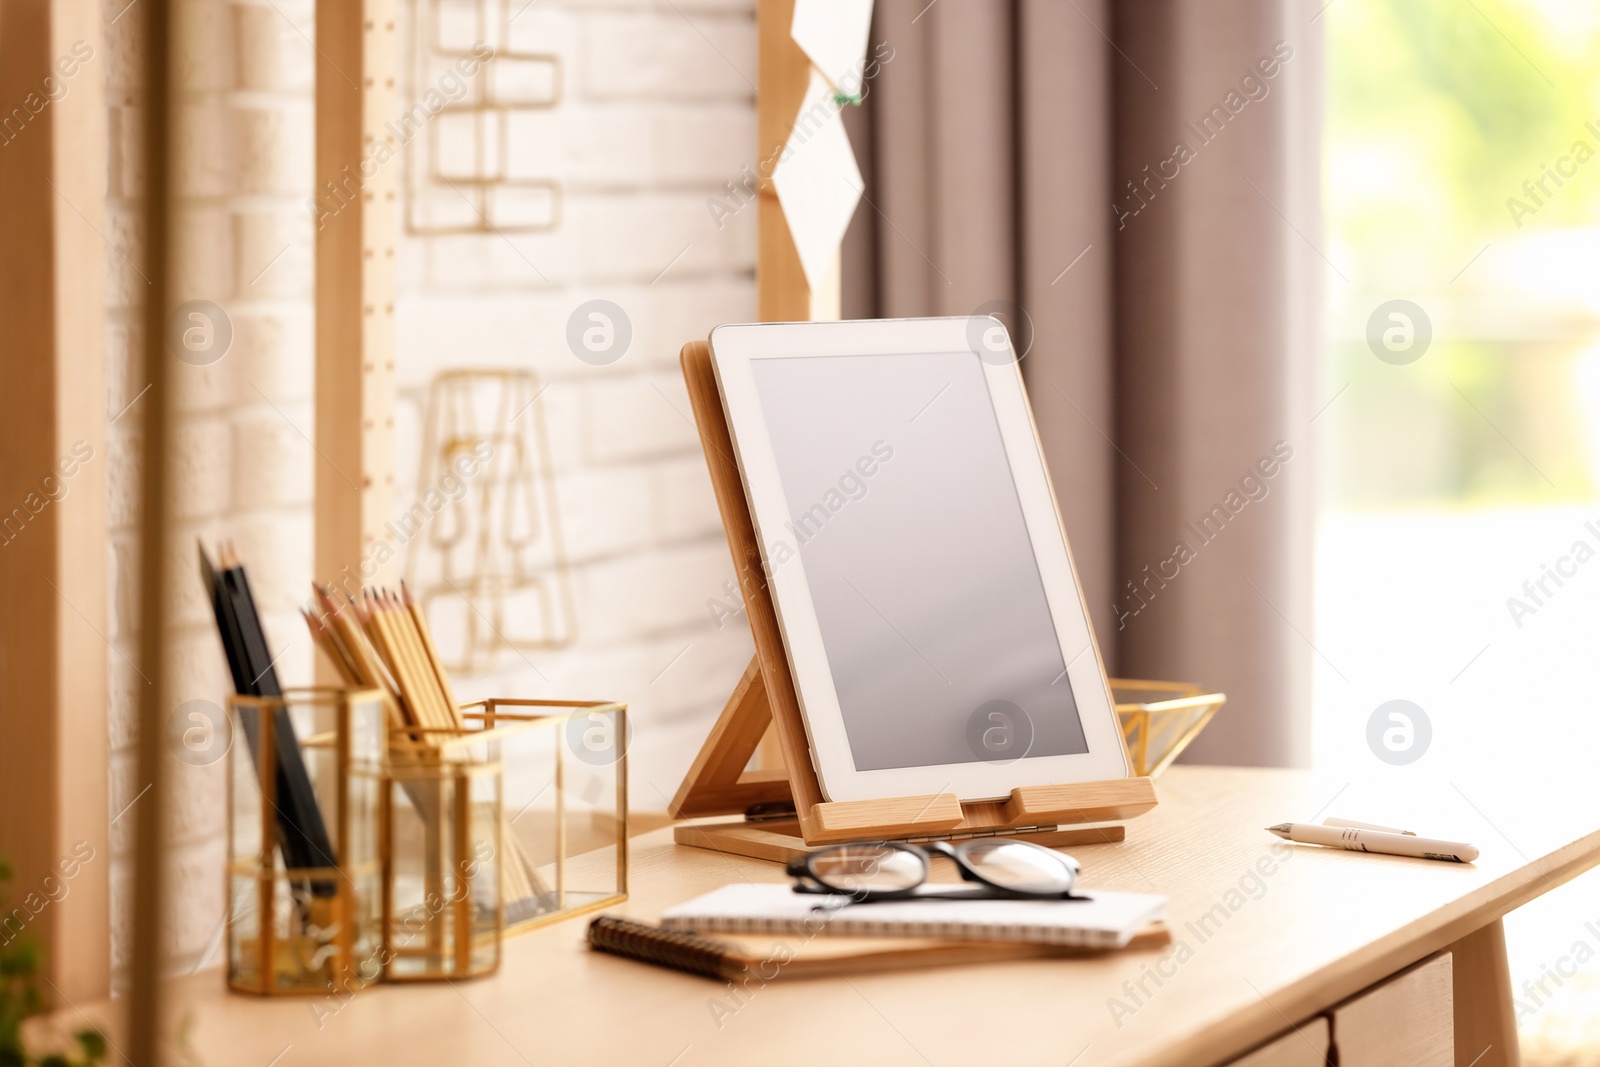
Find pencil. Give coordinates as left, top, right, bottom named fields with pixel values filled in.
left=203, top=544, right=337, bottom=896
left=404, top=582, right=461, bottom=724
left=299, top=578, right=553, bottom=918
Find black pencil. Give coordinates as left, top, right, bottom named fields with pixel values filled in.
left=201, top=544, right=337, bottom=896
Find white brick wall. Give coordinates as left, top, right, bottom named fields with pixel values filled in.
left=104, top=0, right=762, bottom=982
left=395, top=0, right=760, bottom=813
left=104, top=0, right=320, bottom=984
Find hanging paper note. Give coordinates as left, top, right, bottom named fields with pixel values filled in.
left=770, top=70, right=864, bottom=294
left=791, top=0, right=874, bottom=100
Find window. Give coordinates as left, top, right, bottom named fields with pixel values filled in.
left=1322, top=1, right=1600, bottom=1055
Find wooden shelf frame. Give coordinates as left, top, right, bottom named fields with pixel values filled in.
left=0, top=0, right=112, bottom=1002
left=315, top=0, right=399, bottom=603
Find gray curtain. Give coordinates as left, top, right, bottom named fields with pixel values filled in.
left=843, top=0, right=1321, bottom=766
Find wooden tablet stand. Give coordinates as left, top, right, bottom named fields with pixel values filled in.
left=668, top=341, right=1158, bottom=863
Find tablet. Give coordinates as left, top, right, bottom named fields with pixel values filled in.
left=708, top=317, right=1129, bottom=804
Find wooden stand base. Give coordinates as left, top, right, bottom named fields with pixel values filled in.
left=674, top=818, right=1128, bottom=865
left=668, top=650, right=1157, bottom=863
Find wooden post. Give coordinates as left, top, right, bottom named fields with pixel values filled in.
left=757, top=0, right=841, bottom=322
left=315, top=0, right=398, bottom=603
left=129, top=0, right=173, bottom=1056
left=0, top=0, right=111, bottom=1002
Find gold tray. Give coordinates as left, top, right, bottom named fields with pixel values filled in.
left=1111, top=679, right=1225, bottom=777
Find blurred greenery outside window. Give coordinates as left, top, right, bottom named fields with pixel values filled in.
left=1327, top=0, right=1600, bottom=509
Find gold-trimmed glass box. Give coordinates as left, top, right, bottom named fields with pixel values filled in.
left=459, top=699, right=628, bottom=936
left=381, top=722, right=505, bottom=981
left=226, top=687, right=386, bottom=996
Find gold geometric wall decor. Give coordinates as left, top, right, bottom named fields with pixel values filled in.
left=406, top=0, right=563, bottom=235
left=406, top=369, right=577, bottom=671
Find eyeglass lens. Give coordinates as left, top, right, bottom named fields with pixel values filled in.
left=959, top=840, right=1077, bottom=893
left=809, top=844, right=926, bottom=892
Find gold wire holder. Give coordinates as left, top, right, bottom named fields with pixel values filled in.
left=1111, top=679, right=1226, bottom=778
left=226, top=687, right=387, bottom=996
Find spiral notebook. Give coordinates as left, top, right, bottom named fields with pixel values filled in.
left=589, top=915, right=1173, bottom=981
left=660, top=884, right=1167, bottom=950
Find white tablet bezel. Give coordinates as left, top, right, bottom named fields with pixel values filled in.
left=708, top=317, right=1129, bottom=804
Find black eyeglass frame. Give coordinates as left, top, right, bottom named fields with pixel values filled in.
left=785, top=838, right=1084, bottom=903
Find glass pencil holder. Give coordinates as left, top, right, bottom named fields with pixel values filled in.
left=225, top=687, right=387, bottom=996
left=381, top=724, right=505, bottom=981
left=458, top=699, right=628, bottom=937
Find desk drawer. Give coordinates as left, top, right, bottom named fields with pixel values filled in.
left=1227, top=1016, right=1330, bottom=1067
left=1332, top=952, right=1454, bottom=1067
left=1223, top=952, right=1454, bottom=1067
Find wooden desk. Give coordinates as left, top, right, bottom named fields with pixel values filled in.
left=65, top=767, right=1600, bottom=1066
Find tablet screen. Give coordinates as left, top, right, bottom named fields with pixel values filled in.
left=749, top=351, right=1089, bottom=771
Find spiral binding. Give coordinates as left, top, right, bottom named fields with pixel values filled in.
left=587, top=916, right=737, bottom=981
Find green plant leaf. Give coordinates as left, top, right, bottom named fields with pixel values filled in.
left=0, top=942, right=40, bottom=978
left=73, top=1029, right=107, bottom=1062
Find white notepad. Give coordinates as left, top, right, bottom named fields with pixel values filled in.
left=661, top=884, right=1167, bottom=951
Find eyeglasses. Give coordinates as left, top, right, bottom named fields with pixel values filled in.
left=786, top=839, right=1083, bottom=903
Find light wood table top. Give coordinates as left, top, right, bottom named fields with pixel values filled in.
left=68, top=767, right=1600, bottom=1067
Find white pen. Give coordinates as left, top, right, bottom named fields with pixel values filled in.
left=1266, top=822, right=1479, bottom=863
left=1322, top=817, right=1414, bottom=835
